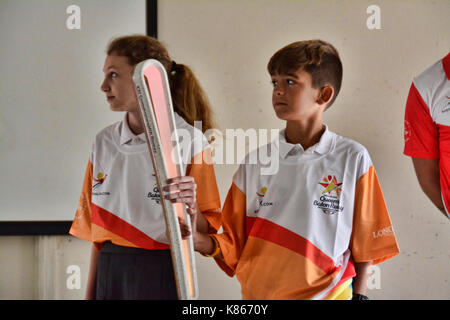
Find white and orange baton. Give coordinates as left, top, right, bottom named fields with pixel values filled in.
left=133, top=59, right=198, bottom=300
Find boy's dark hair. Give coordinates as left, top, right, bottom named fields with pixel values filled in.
left=267, top=40, right=343, bottom=109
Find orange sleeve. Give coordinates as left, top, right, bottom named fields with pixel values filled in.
left=69, top=161, right=94, bottom=242
left=213, top=183, right=247, bottom=277
left=186, top=148, right=221, bottom=233
left=350, top=166, right=400, bottom=264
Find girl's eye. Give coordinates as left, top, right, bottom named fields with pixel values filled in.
left=287, top=79, right=295, bottom=85
left=110, top=72, right=117, bottom=78
left=271, top=80, right=278, bottom=87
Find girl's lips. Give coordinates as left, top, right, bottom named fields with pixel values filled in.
left=107, top=96, right=115, bottom=101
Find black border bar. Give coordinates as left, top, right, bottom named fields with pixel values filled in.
left=0, top=221, right=72, bottom=236
left=147, top=0, right=157, bottom=38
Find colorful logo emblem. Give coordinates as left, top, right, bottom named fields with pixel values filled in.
left=442, top=96, right=450, bottom=113
left=318, top=175, right=342, bottom=197
left=314, top=175, right=344, bottom=215
left=404, top=119, right=411, bottom=142
left=147, top=173, right=161, bottom=204
left=256, top=186, right=267, bottom=197
left=93, top=172, right=108, bottom=190
left=254, top=186, right=273, bottom=213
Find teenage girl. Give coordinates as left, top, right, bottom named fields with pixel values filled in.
left=70, top=35, right=221, bottom=300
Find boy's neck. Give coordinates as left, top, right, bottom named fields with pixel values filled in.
left=285, top=119, right=325, bottom=151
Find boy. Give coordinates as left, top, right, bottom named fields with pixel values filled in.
left=191, top=40, right=400, bottom=300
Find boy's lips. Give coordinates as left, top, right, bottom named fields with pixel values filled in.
left=274, top=101, right=287, bottom=107
left=107, top=96, right=115, bottom=101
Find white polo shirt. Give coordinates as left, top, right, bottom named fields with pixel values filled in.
left=214, top=126, right=399, bottom=300
left=70, top=112, right=221, bottom=250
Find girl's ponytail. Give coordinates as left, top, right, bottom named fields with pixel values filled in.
left=169, top=62, right=215, bottom=133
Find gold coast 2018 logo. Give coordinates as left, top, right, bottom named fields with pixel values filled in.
left=92, top=172, right=110, bottom=196
left=254, top=186, right=274, bottom=214
left=313, top=175, right=344, bottom=215
left=93, top=172, right=107, bottom=190
left=147, top=174, right=161, bottom=204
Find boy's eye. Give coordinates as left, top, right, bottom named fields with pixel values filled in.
left=287, top=79, right=295, bottom=85
left=271, top=80, right=278, bottom=86
left=110, top=72, right=117, bottom=78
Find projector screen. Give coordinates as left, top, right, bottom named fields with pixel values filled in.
left=0, top=0, right=150, bottom=226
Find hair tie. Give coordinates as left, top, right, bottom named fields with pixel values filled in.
left=170, top=60, right=177, bottom=73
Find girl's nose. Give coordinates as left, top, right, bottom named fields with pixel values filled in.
left=101, top=78, right=109, bottom=92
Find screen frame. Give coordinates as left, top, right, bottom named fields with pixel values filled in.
left=0, top=0, right=158, bottom=236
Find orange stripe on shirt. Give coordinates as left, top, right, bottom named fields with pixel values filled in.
left=237, top=237, right=331, bottom=299
left=246, top=216, right=339, bottom=275
left=91, top=203, right=169, bottom=250
left=91, top=224, right=137, bottom=248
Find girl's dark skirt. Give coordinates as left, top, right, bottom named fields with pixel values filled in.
left=95, top=241, right=178, bottom=300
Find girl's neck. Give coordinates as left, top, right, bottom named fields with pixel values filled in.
left=126, top=111, right=145, bottom=135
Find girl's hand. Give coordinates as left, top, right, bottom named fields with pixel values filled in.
left=163, top=175, right=198, bottom=214
left=163, top=176, right=198, bottom=239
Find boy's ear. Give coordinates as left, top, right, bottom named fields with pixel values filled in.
left=317, top=86, right=334, bottom=105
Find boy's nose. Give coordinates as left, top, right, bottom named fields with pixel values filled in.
left=274, top=87, right=284, bottom=96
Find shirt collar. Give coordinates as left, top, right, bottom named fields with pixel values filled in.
left=119, top=113, right=146, bottom=145
left=277, top=125, right=334, bottom=159
left=442, top=52, right=450, bottom=80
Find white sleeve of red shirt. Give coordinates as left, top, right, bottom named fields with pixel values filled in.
left=403, top=82, right=439, bottom=158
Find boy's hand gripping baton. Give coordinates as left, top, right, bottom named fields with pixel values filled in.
left=133, top=59, right=198, bottom=300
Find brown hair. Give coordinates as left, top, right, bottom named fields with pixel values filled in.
left=106, top=34, right=215, bottom=132
left=267, top=40, right=343, bottom=108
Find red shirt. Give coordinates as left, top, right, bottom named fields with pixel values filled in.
left=404, top=52, right=450, bottom=218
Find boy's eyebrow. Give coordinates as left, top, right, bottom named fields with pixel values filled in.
left=271, top=72, right=299, bottom=79
left=285, top=73, right=299, bottom=79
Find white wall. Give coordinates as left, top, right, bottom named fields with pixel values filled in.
left=1, top=0, right=449, bottom=300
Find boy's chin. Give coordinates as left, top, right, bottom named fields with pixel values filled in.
left=273, top=109, right=290, bottom=121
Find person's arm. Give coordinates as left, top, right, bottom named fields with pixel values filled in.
left=192, top=202, right=210, bottom=234
left=352, top=261, right=372, bottom=297
left=85, top=244, right=100, bottom=300
left=193, top=232, right=223, bottom=259
left=411, top=157, right=447, bottom=217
